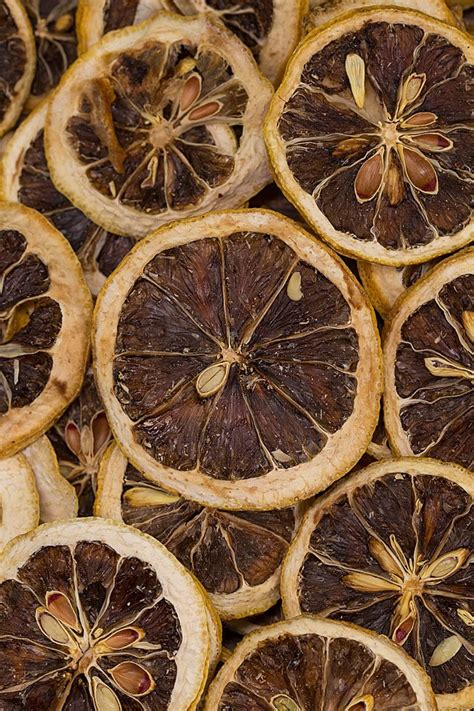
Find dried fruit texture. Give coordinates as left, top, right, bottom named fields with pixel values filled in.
left=205, top=616, right=437, bottom=710
left=0, top=202, right=92, bottom=457
left=94, top=210, right=382, bottom=510
left=46, top=370, right=109, bottom=516
left=0, top=518, right=211, bottom=709
left=1, top=101, right=135, bottom=296
left=23, top=0, right=78, bottom=107
left=266, top=9, right=474, bottom=265
left=0, top=453, right=39, bottom=550
left=282, top=458, right=473, bottom=707
left=384, top=248, right=474, bottom=470
left=77, top=0, right=303, bottom=83
left=96, top=445, right=298, bottom=619
left=46, top=13, right=273, bottom=238
left=0, top=0, right=35, bottom=136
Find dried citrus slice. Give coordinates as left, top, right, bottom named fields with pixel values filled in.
left=22, top=0, right=78, bottom=108
left=77, top=0, right=303, bottom=84
left=23, top=435, right=78, bottom=522
left=0, top=517, right=212, bottom=709
left=0, top=453, right=39, bottom=551
left=46, top=13, right=273, bottom=239
left=0, top=0, right=35, bottom=136
left=0, top=101, right=135, bottom=296
left=205, top=615, right=437, bottom=710
left=96, top=443, right=300, bottom=619
left=282, top=457, right=473, bottom=709
left=384, top=248, right=474, bottom=469
left=0, top=202, right=92, bottom=457
left=94, top=209, right=382, bottom=509
left=265, top=8, right=474, bottom=265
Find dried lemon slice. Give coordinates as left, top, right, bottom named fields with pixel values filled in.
left=305, top=0, right=455, bottom=31
left=96, top=443, right=300, bottom=619
left=0, top=0, right=35, bottom=136
left=77, top=0, right=304, bottom=84
left=384, top=248, right=474, bottom=469
left=282, top=457, right=473, bottom=709
left=205, top=615, right=437, bottom=710
left=0, top=101, right=135, bottom=296
left=23, top=435, right=78, bottom=522
left=46, top=13, right=272, bottom=238
left=0, top=518, right=212, bottom=709
left=94, top=209, right=382, bottom=510
left=0, top=202, right=92, bottom=457
left=265, top=8, right=474, bottom=265
left=0, top=453, right=39, bottom=551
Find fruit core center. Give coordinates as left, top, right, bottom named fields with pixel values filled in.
left=149, top=122, right=174, bottom=150
left=380, top=121, right=399, bottom=147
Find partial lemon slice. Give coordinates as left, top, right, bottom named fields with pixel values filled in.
left=0, top=202, right=92, bottom=457
left=265, top=8, right=474, bottom=265
left=0, top=453, right=39, bottom=551
left=282, top=457, right=473, bottom=709
left=0, top=517, right=212, bottom=709
left=0, top=0, right=35, bottom=136
left=205, top=615, right=437, bottom=710
left=46, top=13, right=273, bottom=239
left=94, top=209, right=382, bottom=510
left=23, top=435, right=78, bottom=522
left=384, top=248, right=473, bottom=469
left=96, top=443, right=301, bottom=619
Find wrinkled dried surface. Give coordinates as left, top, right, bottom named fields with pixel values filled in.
left=0, top=539, right=182, bottom=708
left=0, top=1, right=28, bottom=123
left=395, top=274, right=474, bottom=468
left=278, top=21, right=473, bottom=251
left=296, top=471, right=473, bottom=695
left=122, top=464, right=295, bottom=595
left=217, top=632, right=422, bottom=709
left=48, top=370, right=111, bottom=516
left=114, top=232, right=358, bottom=478
left=0, top=228, right=62, bottom=414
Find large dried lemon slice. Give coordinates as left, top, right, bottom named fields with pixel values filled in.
left=94, top=209, right=382, bottom=510
left=0, top=518, right=213, bottom=709
left=384, top=248, right=474, bottom=469
left=305, top=0, right=455, bottom=31
left=0, top=202, right=92, bottom=457
left=0, top=0, right=35, bottom=137
left=96, top=443, right=300, bottom=619
left=0, top=101, right=135, bottom=296
left=77, top=0, right=304, bottom=84
left=46, top=13, right=272, bottom=238
left=205, top=615, right=437, bottom=710
left=282, top=457, right=473, bottom=709
left=0, top=453, right=39, bottom=551
left=265, top=8, right=474, bottom=265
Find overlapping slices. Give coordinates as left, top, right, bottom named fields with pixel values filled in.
left=0, top=453, right=39, bottom=550
left=0, top=0, right=35, bottom=136
left=282, top=458, right=473, bottom=707
left=384, top=248, right=474, bottom=469
left=205, top=616, right=437, bottom=710
left=94, top=210, right=382, bottom=510
left=1, top=101, right=135, bottom=296
left=45, top=13, right=273, bottom=238
left=265, top=9, right=474, bottom=265
left=96, top=444, right=299, bottom=619
left=0, top=202, right=92, bottom=457
left=0, top=518, right=213, bottom=710
left=77, top=0, right=303, bottom=84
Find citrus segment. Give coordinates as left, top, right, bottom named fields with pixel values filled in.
left=0, top=453, right=39, bottom=551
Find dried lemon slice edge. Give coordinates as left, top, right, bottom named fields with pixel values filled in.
left=0, top=453, right=39, bottom=551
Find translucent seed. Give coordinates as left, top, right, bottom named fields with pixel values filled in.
left=429, top=635, right=462, bottom=667
left=37, top=610, right=70, bottom=645
left=124, top=487, right=181, bottom=508
left=94, top=680, right=122, bottom=711
left=287, top=272, right=303, bottom=301
left=196, top=362, right=230, bottom=398
left=345, top=54, right=365, bottom=108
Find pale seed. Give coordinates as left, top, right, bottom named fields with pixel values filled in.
left=287, top=272, right=303, bottom=301
left=272, top=695, right=301, bottom=711
left=37, top=610, right=71, bottom=645
left=345, top=54, right=366, bottom=108
left=343, top=571, right=399, bottom=593
left=429, top=635, right=462, bottom=667
left=400, top=73, right=426, bottom=112
left=462, top=311, right=474, bottom=342
left=176, top=57, right=197, bottom=76
left=345, top=695, right=374, bottom=711
left=368, top=537, right=403, bottom=578
left=333, top=137, right=369, bottom=157
left=124, top=487, right=181, bottom=508
left=94, top=679, right=122, bottom=711
left=457, top=608, right=474, bottom=627
left=108, top=180, right=117, bottom=197
left=422, top=548, right=470, bottom=580
left=384, top=161, right=404, bottom=206
left=272, top=449, right=293, bottom=463
left=424, top=356, right=474, bottom=381
left=54, top=13, right=74, bottom=32
left=196, top=362, right=230, bottom=398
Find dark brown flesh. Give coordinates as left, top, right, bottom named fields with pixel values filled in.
left=0, top=229, right=62, bottom=413
left=0, top=0, right=28, bottom=124
left=114, top=232, right=359, bottom=479
left=0, top=540, right=182, bottom=709
left=297, top=471, right=473, bottom=695
left=395, top=274, right=474, bottom=469
left=217, top=632, right=422, bottom=709
left=278, top=21, right=473, bottom=251
left=66, top=40, right=248, bottom=214
left=122, top=464, right=295, bottom=595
